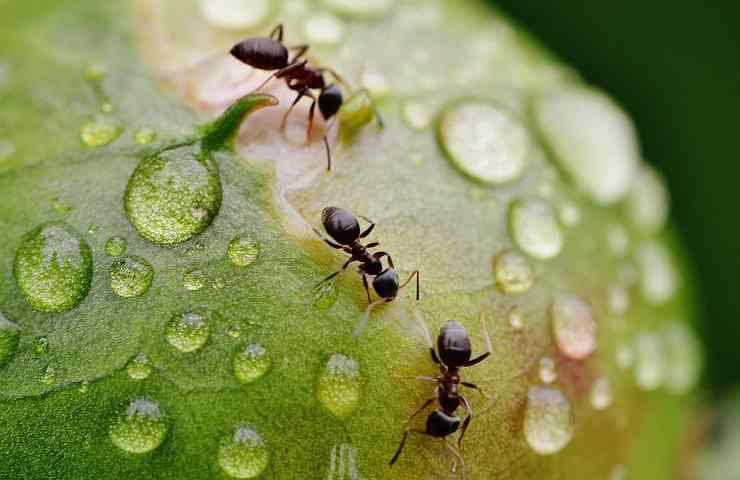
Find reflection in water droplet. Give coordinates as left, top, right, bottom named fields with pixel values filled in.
left=663, top=323, right=701, bottom=394
left=33, top=336, right=49, bottom=355
left=439, top=102, right=529, bottom=185
left=13, top=222, right=93, bottom=313
left=234, top=343, right=271, bottom=384
left=317, top=354, right=362, bottom=418
left=495, top=250, right=535, bottom=294
left=304, top=13, right=345, bottom=45
left=228, top=234, right=260, bottom=267
left=402, top=101, right=433, bottom=131
left=539, top=357, right=557, bottom=384
left=323, top=0, right=393, bottom=18
left=198, top=0, right=270, bottom=31
left=165, top=311, right=210, bottom=353
left=0, top=313, right=19, bottom=368
left=627, top=165, right=669, bottom=234
left=218, top=423, right=270, bottom=479
left=524, top=386, right=574, bottom=455
left=80, top=119, right=122, bottom=147
left=134, top=128, right=157, bottom=145
left=508, top=306, right=524, bottom=330
left=40, top=365, right=56, bottom=385
left=551, top=294, right=597, bottom=360
left=634, top=331, right=665, bottom=391
left=109, top=256, right=154, bottom=298
left=105, top=236, right=128, bottom=257
left=509, top=199, right=563, bottom=260
left=127, top=353, right=153, bottom=380
left=109, top=398, right=169, bottom=454
left=636, top=241, right=678, bottom=305
left=183, top=268, right=206, bottom=291
left=590, top=376, right=613, bottom=410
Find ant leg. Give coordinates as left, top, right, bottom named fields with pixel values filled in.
left=306, top=95, right=318, bottom=144
left=354, top=298, right=385, bottom=338
left=317, top=67, right=350, bottom=88
left=315, top=258, right=355, bottom=289
left=288, top=44, right=309, bottom=63
left=457, top=396, right=473, bottom=452
left=444, top=440, right=466, bottom=480
left=361, top=273, right=372, bottom=303
left=281, top=90, right=307, bottom=132
left=398, top=271, right=420, bottom=301
left=461, top=381, right=487, bottom=399
left=253, top=60, right=308, bottom=93
left=413, top=309, right=442, bottom=365
left=463, top=311, right=493, bottom=367
left=416, top=376, right=440, bottom=384
left=407, top=397, right=437, bottom=422
left=311, top=227, right=343, bottom=249
left=364, top=241, right=380, bottom=249
left=389, top=429, right=426, bottom=466
left=269, top=24, right=284, bottom=42
left=359, top=216, right=375, bottom=238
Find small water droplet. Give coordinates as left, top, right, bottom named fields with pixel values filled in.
left=165, top=311, right=210, bottom=353
left=626, top=165, right=669, bottom=234
left=616, top=343, right=634, bottom=369
left=84, top=62, right=108, bottom=81
left=663, top=323, right=701, bottom=394
left=590, top=376, right=613, bottom=410
left=323, top=0, right=393, bottom=18
left=550, top=294, right=597, bottom=360
left=212, top=276, right=226, bottom=290
left=304, top=13, right=345, bottom=45
left=228, top=234, right=260, bottom=267
left=636, top=241, right=678, bottom=305
left=226, top=321, right=242, bottom=339
left=524, top=386, right=574, bottom=455
left=439, top=102, right=529, bottom=185
left=198, top=0, right=270, bottom=31
left=86, top=223, right=99, bottom=235
left=402, top=100, right=433, bottom=131
left=494, top=250, right=535, bottom=294
left=538, top=357, right=557, bottom=384
left=80, top=118, right=122, bottom=147
left=508, top=306, right=525, bottom=330
left=217, top=423, right=270, bottom=479
left=127, top=353, right=153, bottom=380
left=78, top=380, right=90, bottom=394
left=234, top=343, right=271, bottom=384
left=109, top=398, right=169, bottom=454
left=101, top=102, right=114, bottom=114
left=183, top=268, right=206, bottom=291
left=105, top=236, right=128, bottom=257
left=134, top=128, right=157, bottom=145
left=0, top=313, right=20, bottom=368
left=634, top=331, right=665, bottom=391
left=52, top=197, right=73, bottom=214
left=40, top=365, right=56, bottom=385
left=109, top=256, right=154, bottom=298
left=317, top=354, right=362, bottom=418
left=33, top=336, right=49, bottom=355
left=509, top=199, right=563, bottom=260
left=558, top=201, right=581, bottom=227
left=13, top=222, right=93, bottom=313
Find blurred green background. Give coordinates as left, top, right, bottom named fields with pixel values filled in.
left=493, top=0, right=740, bottom=398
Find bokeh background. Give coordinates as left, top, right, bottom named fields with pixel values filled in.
left=493, top=0, right=740, bottom=399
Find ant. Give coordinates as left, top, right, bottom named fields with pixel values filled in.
left=389, top=312, right=493, bottom=479
left=312, top=207, right=420, bottom=336
left=230, top=24, right=384, bottom=171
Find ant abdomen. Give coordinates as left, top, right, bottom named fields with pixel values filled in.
left=321, top=207, right=360, bottom=245
left=230, top=38, right=288, bottom=70
left=372, top=269, right=399, bottom=298
left=427, top=411, right=461, bottom=438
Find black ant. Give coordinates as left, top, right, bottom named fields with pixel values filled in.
left=229, top=24, right=383, bottom=171
left=312, top=207, right=420, bottom=336
left=389, top=312, right=493, bottom=479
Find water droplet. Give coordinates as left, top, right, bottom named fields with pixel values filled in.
left=402, top=101, right=433, bottom=131
left=217, top=423, right=270, bottom=479
left=86, top=224, right=99, bottom=236
left=84, top=62, right=108, bottom=81
left=524, top=386, right=574, bottom=455
left=125, top=146, right=222, bottom=245
left=494, top=250, right=535, bottom=294
left=538, top=357, right=557, bottom=384
left=134, top=128, right=157, bottom=145
left=212, top=276, right=226, bottom=290
left=636, top=241, right=678, bottom=305
left=558, top=201, right=581, bottom=227
left=634, top=331, right=665, bottom=391
left=0, top=313, right=20, bottom=368
left=551, top=294, right=597, bottom=360
left=626, top=165, right=669, bottom=234
left=311, top=281, right=338, bottom=310
left=52, top=197, right=73, bottom=214
left=304, top=13, right=345, bottom=45
left=228, top=234, right=259, bottom=267
left=533, top=87, right=638, bottom=204
left=109, top=398, right=169, bottom=454
left=234, top=343, right=271, bottom=384
left=109, top=256, right=154, bottom=298
left=590, top=376, right=613, bottom=410
left=317, top=353, right=362, bottom=418
left=663, top=323, right=701, bottom=394
left=509, top=199, right=563, bottom=260
left=165, top=311, right=210, bottom=353
left=183, top=268, right=206, bottom=291
left=105, top=236, right=128, bottom=257
left=438, top=102, right=529, bottom=185
left=198, top=0, right=270, bottom=31
left=323, top=0, right=393, bottom=18
left=616, top=343, right=634, bottom=369
left=33, top=336, right=49, bottom=355
left=101, top=102, right=114, bottom=114
left=40, top=365, right=56, bottom=385
left=78, top=380, right=90, bottom=394
left=80, top=118, right=122, bottom=147
left=127, top=353, right=153, bottom=380
left=508, top=306, right=525, bottom=330
left=226, top=321, right=242, bottom=339
left=13, top=222, right=93, bottom=313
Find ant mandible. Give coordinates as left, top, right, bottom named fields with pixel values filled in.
left=389, top=312, right=493, bottom=479
left=229, top=24, right=384, bottom=171
left=312, top=207, right=420, bottom=336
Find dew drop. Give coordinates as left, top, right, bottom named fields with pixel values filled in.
left=494, top=250, right=535, bottom=294
left=663, top=323, right=701, bottom=394
left=228, top=234, right=260, bottom=267
left=634, top=331, right=665, bottom=391
left=509, top=199, right=563, bottom=260
left=101, top=102, right=114, bottom=114
left=134, top=128, right=157, bottom=145
left=80, top=118, right=122, bottom=147
left=33, top=336, right=49, bottom=355
left=40, top=365, right=56, bottom=385
left=52, top=197, right=73, bottom=214
left=109, top=398, right=169, bottom=454
left=323, top=0, right=393, bottom=18
left=13, top=222, right=93, bottom=313
left=438, top=102, right=529, bottom=185
left=304, top=13, right=345, bottom=45
left=508, top=306, right=525, bottom=330
left=0, top=313, right=20, bottom=368
left=183, top=268, right=206, bottom=291
left=124, top=146, right=222, bottom=245
left=524, top=386, right=574, bottom=455
left=127, top=353, right=153, bottom=380
left=402, top=101, right=433, bottom=131
left=234, top=343, right=271, bottom=384
left=165, top=311, right=210, bottom=353
left=78, top=380, right=90, bottom=394
left=533, top=87, right=638, bottom=204
left=317, top=354, right=362, bottom=418
left=217, top=423, right=270, bottom=479
left=551, top=294, right=597, bottom=360
left=105, top=236, right=128, bottom=257
left=87, top=223, right=99, bottom=235
left=539, top=357, right=557, bottom=384
left=590, top=376, right=613, bottom=410
left=626, top=165, right=669, bottom=234
left=198, top=0, right=270, bottom=31
left=636, top=241, right=678, bottom=305
left=109, top=256, right=154, bottom=298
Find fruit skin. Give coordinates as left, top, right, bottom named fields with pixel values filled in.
left=0, top=1, right=701, bottom=479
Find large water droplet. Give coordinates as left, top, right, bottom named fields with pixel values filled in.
left=228, top=234, right=260, bottom=267
left=303, top=13, right=345, bottom=45
left=634, top=331, right=665, bottom=391
left=80, top=118, right=122, bottom=147
left=317, top=354, right=362, bottom=418
left=524, top=386, right=574, bottom=455
left=438, top=102, right=529, bottom=185
left=165, top=311, right=210, bottom=353
left=109, top=255, right=154, bottom=298
left=663, top=323, right=702, bottom=394
left=626, top=165, right=669, bottom=234
left=127, top=353, right=153, bottom=380
left=636, top=241, right=678, bottom=305
left=183, top=268, right=206, bottom=291
left=551, top=294, right=597, bottom=360
left=125, top=146, right=222, bottom=245
left=0, top=313, right=20, bottom=368
left=234, top=343, right=271, bottom=384
left=323, top=0, right=393, bottom=18
left=109, top=398, right=169, bottom=454
left=590, top=376, right=613, bottom=410
left=217, top=423, right=270, bottom=479
left=198, top=0, right=270, bottom=31
left=13, top=222, right=93, bottom=312
left=533, top=87, right=638, bottom=204
left=509, top=199, right=563, bottom=260
left=494, top=250, right=535, bottom=294
left=105, top=236, right=128, bottom=257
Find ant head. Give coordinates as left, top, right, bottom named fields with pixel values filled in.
left=372, top=268, right=399, bottom=300
left=321, top=207, right=359, bottom=245
left=230, top=37, right=289, bottom=70
left=437, top=321, right=472, bottom=367
left=318, top=84, right=343, bottom=120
